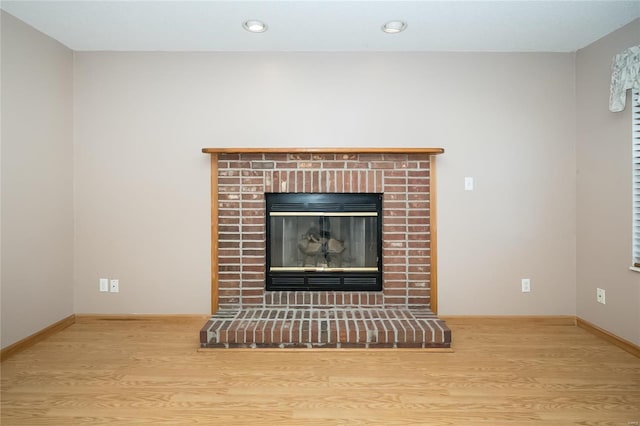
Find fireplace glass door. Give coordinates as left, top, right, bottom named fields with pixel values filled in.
left=266, top=193, right=382, bottom=291
left=270, top=213, right=378, bottom=270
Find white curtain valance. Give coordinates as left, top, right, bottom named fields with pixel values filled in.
left=610, top=45, right=640, bottom=112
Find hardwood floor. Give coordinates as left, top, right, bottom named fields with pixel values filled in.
left=1, top=316, right=639, bottom=425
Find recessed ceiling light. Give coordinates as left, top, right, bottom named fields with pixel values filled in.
left=243, top=20, right=268, bottom=33
left=382, top=20, right=407, bottom=34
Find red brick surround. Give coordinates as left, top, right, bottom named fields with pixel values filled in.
left=215, top=152, right=433, bottom=310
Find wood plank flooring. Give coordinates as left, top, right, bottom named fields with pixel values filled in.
left=1, top=316, right=639, bottom=425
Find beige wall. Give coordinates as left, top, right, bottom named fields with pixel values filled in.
left=1, top=12, right=74, bottom=348
left=73, top=52, right=577, bottom=316
left=4, top=10, right=637, bottom=351
left=576, top=19, right=640, bottom=346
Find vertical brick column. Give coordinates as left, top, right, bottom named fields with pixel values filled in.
left=240, top=165, right=266, bottom=307
left=407, top=156, right=432, bottom=308
left=217, top=154, right=243, bottom=310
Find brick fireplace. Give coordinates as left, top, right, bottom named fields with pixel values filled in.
left=199, top=148, right=451, bottom=349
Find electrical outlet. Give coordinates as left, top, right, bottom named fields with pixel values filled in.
left=521, top=278, right=531, bottom=293
left=99, top=278, right=109, bottom=292
left=464, top=177, right=474, bottom=191
left=596, top=288, right=606, bottom=304
left=110, top=279, right=119, bottom=293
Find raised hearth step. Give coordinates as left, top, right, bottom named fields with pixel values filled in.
left=199, top=308, right=451, bottom=349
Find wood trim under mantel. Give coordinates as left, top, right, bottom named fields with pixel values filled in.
left=429, top=155, right=438, bottom=315
left=202, top=147, right=445, bottom=155
left=210, top=154, right=220, bottom=314
left=203, top=147, right=445, bottom=314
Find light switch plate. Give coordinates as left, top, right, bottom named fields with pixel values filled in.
left=99, top=278, right=109, bottom=292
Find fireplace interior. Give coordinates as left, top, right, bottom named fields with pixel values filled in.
left=266, top=192, right=382, bottom=291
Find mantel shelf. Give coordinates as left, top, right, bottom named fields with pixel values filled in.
left=202, top=147, right=444, bottom=155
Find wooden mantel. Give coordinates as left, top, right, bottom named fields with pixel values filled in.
left=202, top=147, right=444, bottom=155
left=202, top=147, right=443, bottom=314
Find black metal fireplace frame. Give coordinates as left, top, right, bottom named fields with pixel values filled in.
left=265, top=192, right=383, bottom=292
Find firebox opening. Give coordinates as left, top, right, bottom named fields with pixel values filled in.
left=266, top=193, right=383, bottom=291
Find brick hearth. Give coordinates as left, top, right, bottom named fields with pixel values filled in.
left=201, top=306, right=450, bottom=349
left=200, top=148, right=451, bottom=349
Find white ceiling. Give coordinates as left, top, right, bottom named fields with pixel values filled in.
left=1, top=0, right=639, bottom=52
